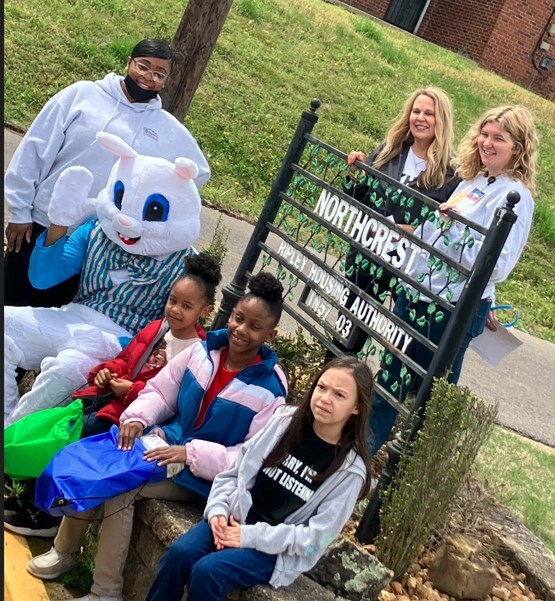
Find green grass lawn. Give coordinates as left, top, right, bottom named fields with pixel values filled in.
left=4, top=0, right=555, bottom=344
left=5, top=1, right=555, bottom=549
left=473, top=426, right=555, bottom=554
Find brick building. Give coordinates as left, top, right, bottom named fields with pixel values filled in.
left=339, top=0, right=555, bottom=100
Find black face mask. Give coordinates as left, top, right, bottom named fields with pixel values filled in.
left=123, top=74, right=159, bottom=102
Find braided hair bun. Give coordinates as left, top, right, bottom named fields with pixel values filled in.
left=182, top=252, right=222, bottom=305
left=244, top=272, right=284, bottom=323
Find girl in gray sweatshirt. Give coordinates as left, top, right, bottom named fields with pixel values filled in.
left=145, top=355, right=374, bottom=601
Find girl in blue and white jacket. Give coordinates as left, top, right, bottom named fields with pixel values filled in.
left=145, top=355, right=374, bottom=601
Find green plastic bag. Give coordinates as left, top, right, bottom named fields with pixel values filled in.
left=4, top=399, right=84, bottom=480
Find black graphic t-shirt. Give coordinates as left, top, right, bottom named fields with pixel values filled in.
left=246, top=423, right=338, bottom=526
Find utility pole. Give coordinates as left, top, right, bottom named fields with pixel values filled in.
left=161, top=0, right=233, bottom=120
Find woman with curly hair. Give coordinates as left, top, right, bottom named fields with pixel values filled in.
left=369, top=105, right=539, bottom=454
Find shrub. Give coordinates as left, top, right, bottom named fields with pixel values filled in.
left=375, top=378, right=497, bottom=580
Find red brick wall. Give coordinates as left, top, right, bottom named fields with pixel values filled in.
left=340, top=0, right=390, bottom=16
left=483, top=0, right=555, bottom=99
left=418, top=0, right=505, bottom=60
left=343, top=0, right=555, bottom=99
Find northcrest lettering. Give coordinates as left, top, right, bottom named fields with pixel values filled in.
left=314, top=189, right=421, bottom=271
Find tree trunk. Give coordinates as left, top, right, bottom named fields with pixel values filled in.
left=161, top=0, right=233, bottom=121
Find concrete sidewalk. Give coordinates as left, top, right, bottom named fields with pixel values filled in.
left=4, top=127, right=555, bottom=448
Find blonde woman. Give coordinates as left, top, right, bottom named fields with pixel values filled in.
left=369, top=105, right=539, bottom=454
left=335, top=86, right=460, bottom=355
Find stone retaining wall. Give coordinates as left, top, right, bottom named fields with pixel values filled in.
left=122, top=498, right=344, bottom=601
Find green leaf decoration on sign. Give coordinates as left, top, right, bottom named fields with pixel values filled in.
left=373, top=284, right=379, bottom=295
left=385, top=186, right=393, bottom=197
left=416, top=315, right=427, bottom=327
left=427, top=255, right=435, bottom=268
left=467, top=238, right=475, bottom=248
left=391, top=381, right=399, bottom=393
left=409, top=309, right=416, bottom=321
left=449, top=270, right=460, bottom=283
left=404, top=373, right=412, bottom=386
left=407, top=197, right=415, bottom=208
left=370, top=263, right=377, bottom=275
left=403, top=211, right=411, bottom=223
left=435, top=311, right=445, bottom=323
left=412, top=291, right=420, bottom=303
left=400, top=365, right=408, bottom=378
left=379, top=350, right=385, bottom=361
left=361, top=259, right=369, bottom=271
left=446, top=289, right=454, bottom=302
left=372, top=178, right=380, bottom=190
left=385, top=353, right=393, bottom=366
left=369, top=345, right=377, bottom=356
left=375, top=198, right=384, bottom=208
left=396, top=283, right=405, bottom=295
left=421, top=206, right=429, bottom=218
left=344, top=178, right=353, bottom=190
left=370, top=192, right=377, bottom=204
left=443, top=235, right=451, bottom=246
left=417, top=273, right=426, bottom=283
left=346, top=265, right=355, bottom=277
left=434, top=259, right=444, bottom=271
left=288, top=291, right=295, bottom=301
left=279, top=270, right=286, bottom=281
left=411, top=219, right=420, bottom=229
left=379, top=290, right=388, bottom=302
left=400, top=195, right=407, bottom=207
left=376, top=266, right=384, bottom=279
left=427, top=302, right=436, bottom=314
left=428, top=212, right=436, bottom=222
left=391, top=191, right=400, bottom=203
left=355, top=252, right=362, bottom=265
left=381, top=370, right=389, bottom=383
left=389, top=276, right=398, bottom=288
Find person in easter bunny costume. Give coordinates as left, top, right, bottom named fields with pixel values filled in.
left=4, top=131, right=203, bottom=427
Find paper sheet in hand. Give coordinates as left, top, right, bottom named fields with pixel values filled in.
left=140, top=432, right=185, bottom=478
left=469, top=320, right=523, bottom=367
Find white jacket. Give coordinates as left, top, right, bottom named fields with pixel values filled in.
left=5, top=73, right=210, bottom=227
left=204, top=407, right=367, bottom=588
left=407, top=173, right=534, bottom=302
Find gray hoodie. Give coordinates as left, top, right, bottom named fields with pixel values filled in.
left=5, top=73, right=210, bottom=228
left=205, top=406, right=367, bottom=588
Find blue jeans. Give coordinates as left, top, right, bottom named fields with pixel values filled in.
left=369, top=295, right=491, bottom=454
left=145, top=519, right=277, bottom=601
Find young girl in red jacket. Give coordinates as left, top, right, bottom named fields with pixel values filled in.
left=76, top=251, right=222, bottom=437
left=3, top=252, right=222, bottom=538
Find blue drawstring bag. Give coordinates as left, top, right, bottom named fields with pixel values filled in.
left=35, top=425, right=167, bottom=517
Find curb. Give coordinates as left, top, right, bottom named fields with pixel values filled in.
left=4, top=529, right=50, bottom=600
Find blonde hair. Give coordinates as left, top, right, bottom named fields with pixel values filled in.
left=373, top=86, right=455, bottom=190
left=454, top=106, right=538, bottom=194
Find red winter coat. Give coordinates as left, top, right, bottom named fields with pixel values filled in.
left=72, top=318, right=206, bottom=425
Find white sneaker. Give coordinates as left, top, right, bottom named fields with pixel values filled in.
left=27, top=546, right=82, bottom=580
left=69, top=594, right=122, bottom=601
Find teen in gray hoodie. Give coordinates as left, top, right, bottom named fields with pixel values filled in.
left=4, top=38, right=210, bottom=308
left=145, top=355, right=373, bottom=601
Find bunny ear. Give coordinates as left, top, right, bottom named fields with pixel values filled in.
left=96, top=132, right=138, bottom=159
left=174, top=157, right=199, bottom=180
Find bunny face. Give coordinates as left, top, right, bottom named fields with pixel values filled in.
left=94, top=132, right=202, bottom=257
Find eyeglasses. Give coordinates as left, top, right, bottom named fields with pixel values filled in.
left=131, top=58, right=168, bottom=84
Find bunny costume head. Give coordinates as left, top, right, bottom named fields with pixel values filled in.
left=94, top=132, right=201, bottom=257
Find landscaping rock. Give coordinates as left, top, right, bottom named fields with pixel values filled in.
left=428, top=535, right=496, bottom=599
left=307, top=537, right=393, bottom=600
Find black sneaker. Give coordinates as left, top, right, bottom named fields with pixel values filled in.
left=4, top=509, right=62, bottom=538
